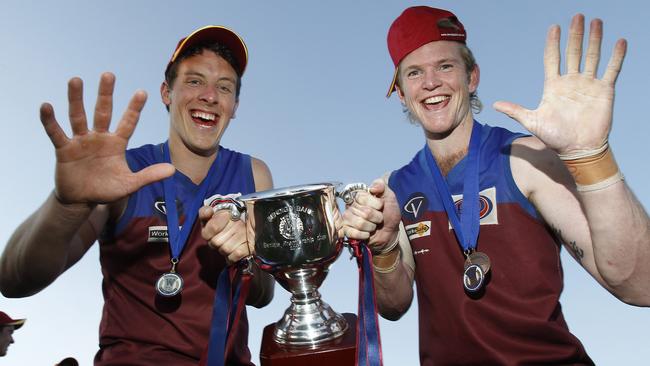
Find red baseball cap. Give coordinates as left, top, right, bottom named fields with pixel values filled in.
left=386, top=6, right=466, bottom=97
left=167, top=25, right=248, bottom=77
left=0, top=311, right=25, bottom=330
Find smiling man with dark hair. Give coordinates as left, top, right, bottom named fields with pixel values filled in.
left=0, top=25, right=274, bottom=365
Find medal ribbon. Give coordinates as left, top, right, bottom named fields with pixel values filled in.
left=205, top=264, right=251, bottom=366
left=205, top=267, right=232, bottom=366
left=225, top=266, right=251, bottom=356
left=161, top=142, right=222, bottom=263
left=349, top=239, right=384, bottom=366
left=423, top=122, right=482, bottom=252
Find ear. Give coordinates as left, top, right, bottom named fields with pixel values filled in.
left=160, top=81, right=171, bottom=106
left=396, top=84, right=406, bottom=104
left=468, top=64, right=480, bottom=94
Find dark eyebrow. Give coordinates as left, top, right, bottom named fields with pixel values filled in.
left=217, top=77, right=237, bottom=85
left=182, top=71, right=236, bottom=84
left=182, top=71, right=205, bottom=78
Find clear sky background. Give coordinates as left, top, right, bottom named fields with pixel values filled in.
left=1, top=1, right=649, bottom=365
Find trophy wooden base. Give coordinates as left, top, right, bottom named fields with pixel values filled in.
left=259, top=313, right=357, bottom=366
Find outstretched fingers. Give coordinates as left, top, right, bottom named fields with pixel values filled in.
left=583, top=19, right=603, bottom=77
left=131, top=163, right=175, bottom=190
left=493, top=101, right=535, bottom=131
left=565, top=14, right=585, bottom=74
left=40, top=103, right=69, bottom=149
left=93, top=72, right=116, bottom=132
left=544, top=24, right=561, bottom=80
left=67, top=77, right=89, bottom=136
left=114, top=90, right=148, bottom=141
left=602, top=38, right=627, bottom=85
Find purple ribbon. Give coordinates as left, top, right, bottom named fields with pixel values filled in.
left=206, top=264, right=250, bottom=366
left=350, top=239, right=384, bottom=366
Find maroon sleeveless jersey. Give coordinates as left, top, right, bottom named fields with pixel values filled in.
left=95, top=144, right=255, bottom=365
left=389, top=124, right=593, bottom=365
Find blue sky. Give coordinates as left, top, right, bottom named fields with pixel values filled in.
left=1, top=1, right=648, bottom=365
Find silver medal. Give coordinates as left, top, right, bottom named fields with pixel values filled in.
left=156, top=272, right=184, bottom=297
left=463, top=263, right=484, bottom=292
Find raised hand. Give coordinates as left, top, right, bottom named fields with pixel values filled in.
left=494, top=14, right=626, bottom=155
left=41, top=73, right=175, bottom=204
left=342, top=179, right=402, bottom=250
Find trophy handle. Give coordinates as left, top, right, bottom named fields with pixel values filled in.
left=212, top=200, right=246, bottom=221
left=336, top=182, right=368, bottom=205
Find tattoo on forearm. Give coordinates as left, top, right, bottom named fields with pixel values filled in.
left=568, top=240, right=585, bottom=264
left=550, top=224, right=585, bottom=265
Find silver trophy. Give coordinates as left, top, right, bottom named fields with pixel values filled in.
left=216, top=182, right=365, bottom=346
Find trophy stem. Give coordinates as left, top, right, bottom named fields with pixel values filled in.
left=274, top=288, right=348, bottom=346
left=272, top=268, right=347, bottom=346
left=290, top=289, right=320, bottom=303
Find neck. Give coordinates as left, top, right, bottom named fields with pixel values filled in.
left=167, top=140, right=218, bottom=185
left=425, top=118, right=474, bottom=176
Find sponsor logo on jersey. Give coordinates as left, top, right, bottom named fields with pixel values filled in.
left=449, top=186, right=498, bottom=230
left=413, top=248, right=430, bottom=256
left=148, top=226, right=169, bottom=243
left=405, top=220, right=431, bottom=240
left=403, top=193, right=429, bottom=220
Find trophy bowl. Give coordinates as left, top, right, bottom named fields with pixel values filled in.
left=237, top=183, right=347, bottom=346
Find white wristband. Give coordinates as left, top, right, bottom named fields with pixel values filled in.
left=576, top=172, right=625, bottom=192
left=371, top=233, right=400, bottom=255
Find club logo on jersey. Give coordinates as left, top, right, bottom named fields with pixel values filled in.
left=148, top=226, right=169, bottom=243
left=154, top=200, right=167, bottom=215
left=204, top=193, right=243, bottom=208
left=153, top=197, right=185, bottom=219
left=403, top=193, right=429, bottom=220
left=405, top=220, right=431, bottom=240
left=449, top=187, right=498, bottom=229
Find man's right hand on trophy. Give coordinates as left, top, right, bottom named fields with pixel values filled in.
left=342, top=179, right=401, bottom=253
left=40, top=72, right=175, bottom=205
left=199, top=207, right=252, bottom=265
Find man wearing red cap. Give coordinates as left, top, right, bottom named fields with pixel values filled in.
left=343, top=6, right=650, bottom=365
left=0, top=26, right=274, bottom=365
left=0, top=311, right=25, bottom=357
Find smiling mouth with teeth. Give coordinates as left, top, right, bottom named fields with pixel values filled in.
left=424, top=95, right=449, bottom=105
left=191, top=110, right=217, bottom=126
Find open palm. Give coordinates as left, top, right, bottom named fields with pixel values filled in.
left=41, top=73, right=174, bottom=204
left=494, top=15, right=626, bottom=155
